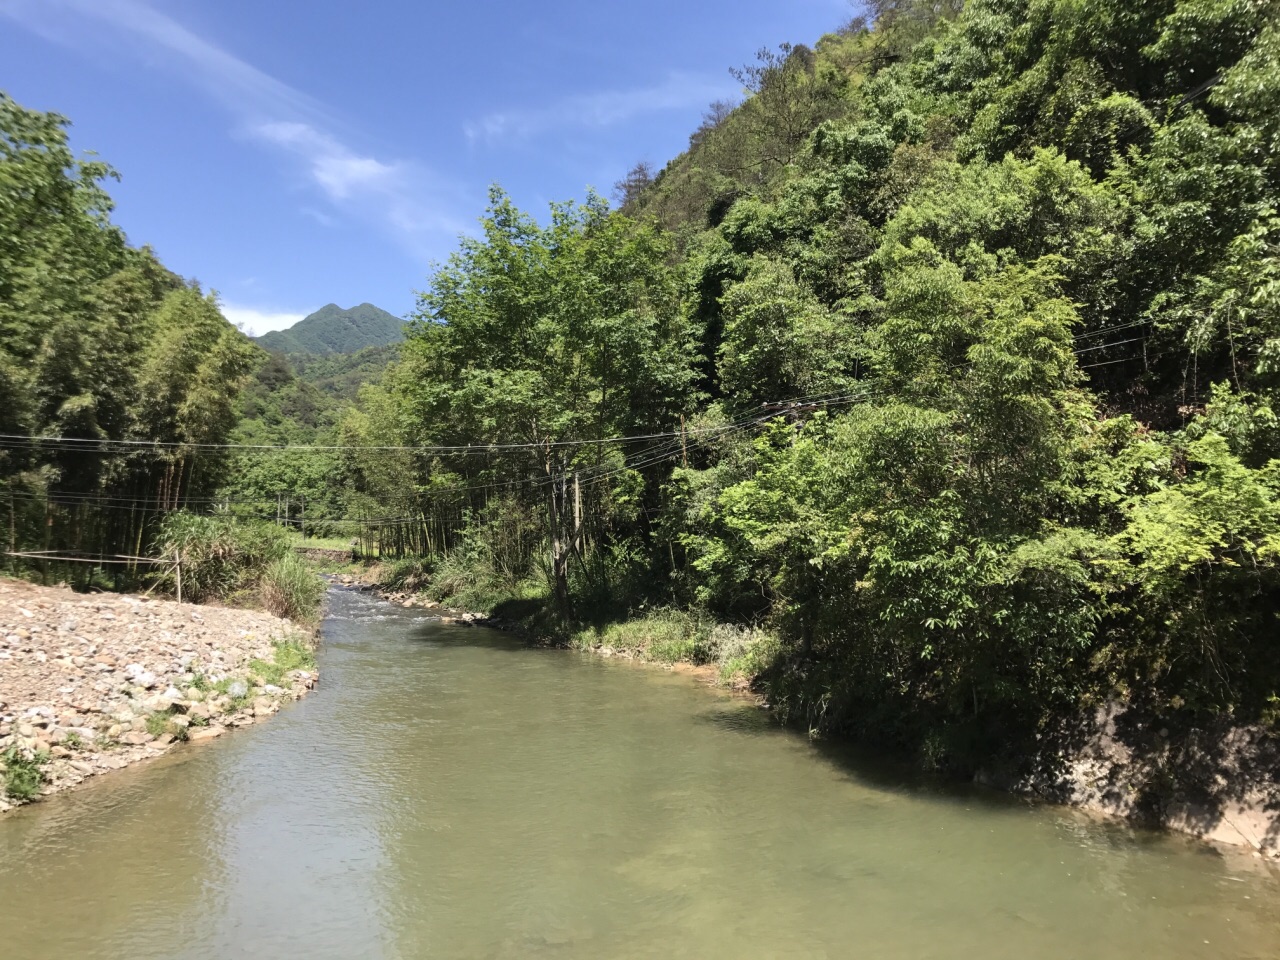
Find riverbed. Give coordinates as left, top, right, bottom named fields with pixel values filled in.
left=2, top=585, right=1277, bottom=959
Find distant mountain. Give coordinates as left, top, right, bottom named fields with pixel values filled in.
left=256, top=302, right=405, bottom=355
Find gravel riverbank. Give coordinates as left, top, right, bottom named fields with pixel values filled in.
left=0, top=578, right=318, bottom=812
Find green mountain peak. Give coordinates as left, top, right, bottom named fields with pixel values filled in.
left=255, top=302, right=404, bottom=355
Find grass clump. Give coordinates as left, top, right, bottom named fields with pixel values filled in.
left=260, top=553, right=326, bottom=623
left=379, top=556, right=435, bottom=592
left=144, top=711, right=170, bottom=737
left=144, top=709, right=189, bottom=741
left=212, top=676, right=252, bottom=712
left=572, top=610, right=780, bottom=678
left=248, top=635, right=317, bottom=687
left=573, top=610, right=712, bottom=663
left=153, top=513, right=291, bottom=603
left=2, top=746, right=48, bottom=801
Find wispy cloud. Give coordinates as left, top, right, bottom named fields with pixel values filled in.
left=252, top=121, right=399, bottom=202
left=220, top=304, right=308, bottom=338
left=0, top=0, right=467, bottom=250
left=466, top=72, right=738, bottom=144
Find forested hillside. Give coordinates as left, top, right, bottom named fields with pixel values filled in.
left=345, top=0, right=1280, bottom=767
left=219, top=344, right=398, bottom=536
left=255, top=302, right=403, bottom=355
left=0, top=93, right=259, bottom=576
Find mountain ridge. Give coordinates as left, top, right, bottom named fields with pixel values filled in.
left=255, top=302, right=404, bottom=355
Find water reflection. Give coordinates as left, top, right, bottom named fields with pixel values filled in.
left=0, top=585, right=1277, bottom=960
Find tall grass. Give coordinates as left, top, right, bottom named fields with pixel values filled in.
left=571, top=609, right=780, bottom=679
left=152, top=512, right=324, bottom=623
left=260, top=553, right=326, bottom=624
left=153, top=513, right=291, bottom=602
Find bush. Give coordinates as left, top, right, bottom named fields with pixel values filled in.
left=260, top=553, right=326, bottom=623
left=153, top=513, right=291, bottom=602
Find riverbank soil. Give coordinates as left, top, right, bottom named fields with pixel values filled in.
left=0, top=578, right=317, bottom=812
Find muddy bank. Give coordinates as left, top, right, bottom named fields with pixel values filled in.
left=0, top=578, right=318, bottom=813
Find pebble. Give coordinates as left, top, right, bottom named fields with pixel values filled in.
left=0, top=579, right=318, bottom=811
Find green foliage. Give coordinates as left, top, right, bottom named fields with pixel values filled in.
left=249, top=635, right=317, bottom=687
left=2, top=746, right=47, bottom=801
left=0, top=92, right=258, bottom=588
left=153, top=512, right=291, bottom=603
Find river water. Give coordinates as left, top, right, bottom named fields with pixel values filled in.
left=1, top=586, right=1277, bottom=959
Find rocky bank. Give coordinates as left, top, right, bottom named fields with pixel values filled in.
left=0, top=578, right=318, bottom=813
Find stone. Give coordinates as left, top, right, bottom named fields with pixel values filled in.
left=188, top=725, right=226, bottom=742
left=226, top=679, right=248, bottom=699
left=120, top=731, right=153, bottom=745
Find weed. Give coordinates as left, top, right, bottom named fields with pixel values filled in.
left=2, top=746, right=48, bottom=801
left=63, top=731, right=84, bottom=750
left=249, top=635, right=317, bottom=687
left=144, top=711, right=171, bottom=737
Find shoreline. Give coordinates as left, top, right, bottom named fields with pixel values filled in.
left=0, top=578, right=318, bottom=814
left=358, top=572, right=1279, bottom=862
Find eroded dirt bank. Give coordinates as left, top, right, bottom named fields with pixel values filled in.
left=0, top=578, right=317, bottom=812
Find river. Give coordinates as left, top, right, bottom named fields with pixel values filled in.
left=1, top=585, right=1277, bottom=959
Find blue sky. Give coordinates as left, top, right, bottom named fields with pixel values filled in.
left=0, top=0, right=855, bottom=334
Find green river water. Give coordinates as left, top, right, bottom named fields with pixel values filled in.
left=1, top=585, right=1278, bottom=959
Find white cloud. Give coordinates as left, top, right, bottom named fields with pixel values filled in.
left=253, top=121, right=398, bottom=201
left=466, top=72, right=738, bottom=144
left=0, top=0, right=466, bottom=249
left=221, top=304, right=307, bottom=338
